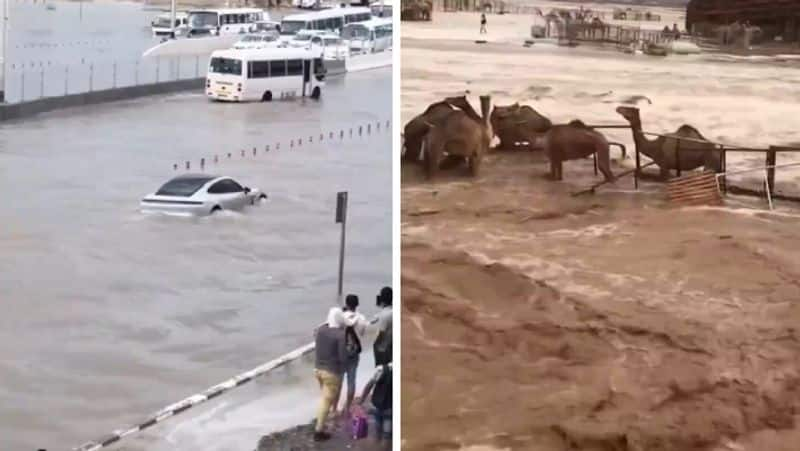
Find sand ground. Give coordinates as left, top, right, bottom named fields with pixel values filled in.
left=401, top=9, right=800, bottom=451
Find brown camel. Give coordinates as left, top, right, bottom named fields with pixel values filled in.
left=616, top=106, right=721, bottom=180
left=490, top=103, right=552, bottom=150
left=401, top=0, right=432, bottom=21
left=403, top=100, right=456, bottom=162
left=542, top=120, right=615, bottom=182
left=422, top=96, right=492, bottom=179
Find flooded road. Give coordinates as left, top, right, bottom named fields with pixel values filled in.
left=0, top=67, right=392, bottom=450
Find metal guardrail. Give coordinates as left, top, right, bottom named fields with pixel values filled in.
left=581, top=122, right=800, bottom=203
left=73, top=342, right=316, bottom=451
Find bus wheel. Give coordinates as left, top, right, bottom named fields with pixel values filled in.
left=311, top=87, right=321, bottom=100
left=262, top=91, right=273, bottom=102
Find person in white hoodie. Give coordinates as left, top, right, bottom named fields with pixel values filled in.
left=339, top=294, right=369, bottom=414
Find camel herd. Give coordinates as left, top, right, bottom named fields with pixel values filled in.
left=403, top=95, right=723, bottom=184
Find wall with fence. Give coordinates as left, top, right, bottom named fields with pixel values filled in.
left=3, top=54, right=211, bottom=104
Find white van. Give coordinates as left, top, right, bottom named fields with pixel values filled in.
left=341, top=17, right=392, bottom=53
left=152, top=12, right=188, bottom=37
left=206, top=47, right=326, bottom=102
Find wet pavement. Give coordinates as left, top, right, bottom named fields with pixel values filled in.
left=0, top=67, right=391, bottom=450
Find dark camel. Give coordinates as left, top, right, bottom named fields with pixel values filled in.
left=543, top=120, right=615, bottom=182
left=403, top=100, right=456, bottom=162
left=423, top=96, right=492, bottom=179
left=616, top=106, right=721, bottom=180
left=490, top=103, right=552, bottom=150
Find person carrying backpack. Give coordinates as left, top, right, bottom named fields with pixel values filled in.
left=312, top=308, right=348, bottom=442
left=358, top=363, right=393, bottom=442
left=340, top=294, right=368, bottom=414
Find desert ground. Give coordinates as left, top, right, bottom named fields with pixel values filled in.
left=402, top=8, right=800, bottom=451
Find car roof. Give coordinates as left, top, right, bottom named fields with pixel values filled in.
left=170, top=173, right=222, bottom=182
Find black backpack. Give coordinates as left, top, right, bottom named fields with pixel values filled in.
left=345, top=326, right=362, bottom=359
left=371, top=365, right=392, bottom=411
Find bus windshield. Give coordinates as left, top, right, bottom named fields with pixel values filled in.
left=153, top=16, right=173, bottom=28
left=280, top=20, right=306, bottom=35
left=209, top=57, right=242, bottom=75
left=342, top=25, right=369, bottom=40
left=188, top=12, right=218, bottom=28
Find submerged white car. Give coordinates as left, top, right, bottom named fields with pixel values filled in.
left=140, top=174, right=267, bottom=216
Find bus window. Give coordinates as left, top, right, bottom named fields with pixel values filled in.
left=210, top=57, right=242, bottom=75
left=287, top=59, right=303, bottom=76
left=313, top=57, right=324, bottom=75
left=332, top=17, right=343, bottom=30
left=249, top=61, right=270, bottom=78
left=270, top=60, right=287, bottom=77
left=281, top=20, right=307, bottom=35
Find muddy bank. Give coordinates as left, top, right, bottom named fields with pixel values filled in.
left=257, top=416, right=391, bottom=451
left=401, top=150, right=800, bottom=451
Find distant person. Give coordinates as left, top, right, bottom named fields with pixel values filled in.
left=313, top=308, right=348, bottom=442
left=358, top=362, right=393, bottom=442
left=480, top=13, right=487, bottom=34
left=340, top=294, right=368, bottom=415
left=372, top=286, right=392, bottom=366
left=672, top=23, right=680, bottom=39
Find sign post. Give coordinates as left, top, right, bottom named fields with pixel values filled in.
left=1, top=0, right=8, bottom=103
left=335, top=191, right=348, bottom=298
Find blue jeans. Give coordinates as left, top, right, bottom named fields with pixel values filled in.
left=371, top=407, right=392, bottom=439
left=344, top=357, right=358, bottom=402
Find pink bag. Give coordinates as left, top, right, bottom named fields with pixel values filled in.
left=351, top=407, right=369, bottom=439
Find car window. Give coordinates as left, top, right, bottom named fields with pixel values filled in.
left=208, top=179, right=245, bottom=194
left=156, top=176, right=213, bottom=197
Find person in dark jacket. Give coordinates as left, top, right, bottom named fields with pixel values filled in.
left=358, top=363, right=393, bottom=442
left=313, top=308, right=348, bottom=441
left=480, top=13, right=487, bottom=34
left=372, top=286, right=392, bottom=366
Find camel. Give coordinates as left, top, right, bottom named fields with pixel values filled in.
left=422, top=95, right=492, bottom=179
left=401, top=0, right=432, bottom=21
left=403, top=100, right=456, bottom=162
left=616, top=106, right=721, bottom=180
left=490, top=103, right=552, bottom=150
left=542, top=120, right=615, bottom=182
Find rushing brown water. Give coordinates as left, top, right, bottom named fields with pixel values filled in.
left=402, top=9, right=800, bottom=451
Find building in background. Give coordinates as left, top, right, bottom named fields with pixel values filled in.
left=687, top=0, right=800, bottom=43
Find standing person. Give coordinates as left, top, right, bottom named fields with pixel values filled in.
left=672, top=23, right=680, bottom=39
left=312, top=308, right=348, bottom=442
left=340, top=294, right=368, bottom=415
left=372, top=287, right=392, bottom=366
left=480, top=13, right=488, bottom=34
left=358, top=362, right=393, bottom=442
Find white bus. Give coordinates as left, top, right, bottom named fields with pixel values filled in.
left=183, top=8, right=268, bottom=37
left=206, top=48, right=326, bottom=102
left=151, top=12, right=188, bottom=37
left=369, top=0, right=391, bottom=18
left=279, top=7, right=372, bottom=39
left=341, top=17, right=392, bottom=53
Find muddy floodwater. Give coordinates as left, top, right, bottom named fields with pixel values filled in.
left=0, top=68, right=391, bottom=450
left=402, top=9, right=800, bottom=451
